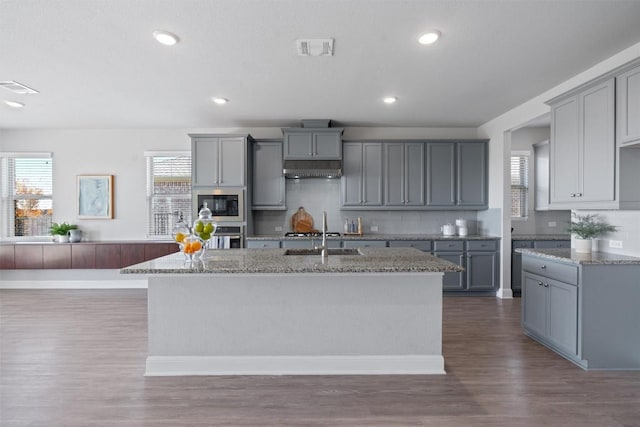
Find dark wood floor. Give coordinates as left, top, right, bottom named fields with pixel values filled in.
left=1, top=290, right=639, bottom=426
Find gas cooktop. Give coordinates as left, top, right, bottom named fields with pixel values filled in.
left=284, top=232, right=341, bottom=237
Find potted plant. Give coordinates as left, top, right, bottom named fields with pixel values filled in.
left=567, top=213, right=617, bottom=253
left=50, top=222, right=78, bottom=243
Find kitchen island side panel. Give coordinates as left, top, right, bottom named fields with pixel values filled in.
left=146, top=272, right=444, bottom=375
left=581, top=264, right=640, bottom=370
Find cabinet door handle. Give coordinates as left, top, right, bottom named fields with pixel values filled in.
left=544, top=283, right=549, bottom=288
left=576, top=193, right=582, bottom=197
left=570, top=193, right=576, bottom=197
left=538, top=281, right=543, bottom=286
left=540, top=265, right=546, bottom=269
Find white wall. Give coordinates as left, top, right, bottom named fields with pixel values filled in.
left=0, top=127, right=475, bottom=241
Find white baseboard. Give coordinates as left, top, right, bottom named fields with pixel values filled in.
left=145, top=355, right=446, bottom=376
left=496, top=287, right=513, bottom=299
left=0, top=280, right=148, bottom=289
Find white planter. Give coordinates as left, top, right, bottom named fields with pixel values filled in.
left=55, top=234, right=70, bottom=243
left=573, top=237, right=592, bottom=253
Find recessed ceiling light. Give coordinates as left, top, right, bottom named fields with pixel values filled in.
left=383, top=96, right=397, bottom=104
left=4, top=100, right=25, bottom=108
left=152, top=30, right=180, bottom=46
left=418, top=31, right=441, bottom=45
left=212, top=97, right=228, bottom=105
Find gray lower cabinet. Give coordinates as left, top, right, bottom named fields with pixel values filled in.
left=616, top=63, right=640, bottom=146
left=246, top=240, right=281, bottom=249
left=251, top=140, right=285, bottom=210
left=434, top=240, right=498, bottom=293
left=521, top=253, right=640, bottom=370
left=512, top=240, right=570, bottom=295
left=523, top=272, right=578, bottom=357
left=384, top=143, right=424, bottom=206
left=342, top=142, right=383, bottom=207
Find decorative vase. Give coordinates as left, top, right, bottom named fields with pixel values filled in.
left=573, top=237, right=592, bottom=254
left=68, top=229, right=82, bottom=243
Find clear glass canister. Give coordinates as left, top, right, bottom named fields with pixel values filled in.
left=172, top=213, right=191, bottom=245
left=193, top=202, right=217, bottom=249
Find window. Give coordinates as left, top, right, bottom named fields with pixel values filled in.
left=0, top=153, right=53, bottom=238
left=146, top=151, right=192, bottom=237
left=511, top=153, right=529, bottom=218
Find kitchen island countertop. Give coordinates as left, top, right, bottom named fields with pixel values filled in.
left=121, top=247, right=464, bottom=275
left=247, top=234, right=500, bottom=241
left=516, top=248, right=640, bottom=265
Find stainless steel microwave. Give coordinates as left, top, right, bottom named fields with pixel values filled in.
left=193, top=188, right=244, bottom=222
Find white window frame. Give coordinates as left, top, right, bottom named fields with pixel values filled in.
left=510, top=151, right=530, bottom=220
left=0, top=152, right=54, bottom=239
left=145, top=151, right=192, bottom=238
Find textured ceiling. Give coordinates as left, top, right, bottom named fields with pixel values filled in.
left=2, top=0, right=640, bottom=130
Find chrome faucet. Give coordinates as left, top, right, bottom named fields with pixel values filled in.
left=315, top=211, right=328, bottom=259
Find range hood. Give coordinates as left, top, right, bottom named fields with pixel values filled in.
left=283, top=160, right=342, bottom=179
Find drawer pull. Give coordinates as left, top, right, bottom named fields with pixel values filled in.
left=540, top=265, right=547, bottom=269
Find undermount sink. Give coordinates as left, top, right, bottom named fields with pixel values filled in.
left=284, top=248, right=362, bottom=256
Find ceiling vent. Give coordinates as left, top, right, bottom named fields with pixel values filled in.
left=296, top=38, right=334, bottom=56
left=0, top=81, right=39, bottom=94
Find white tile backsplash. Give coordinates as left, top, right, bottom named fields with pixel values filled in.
left=576, top=210, right=640, bottom=256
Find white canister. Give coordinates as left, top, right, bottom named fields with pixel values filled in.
left=457, top=226, right=468, bottom=236
left=455, top=218, right=467, bottom=228
left=441, top=224, right=456, bottom=236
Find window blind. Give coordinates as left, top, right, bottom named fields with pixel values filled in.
left=146, top=153, right=192, bottom=237
left=511, top=155, right=529, bottom=218
left=0, top=154, right=53, bottom=237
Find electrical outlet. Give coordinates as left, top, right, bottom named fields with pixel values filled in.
left=275, top=226, right=283, bottom=232
left=609, top=240, right=623, bottom=249
left=548, top=221, right=557, bottom=227
left=370, top=225, right=379, bottom=232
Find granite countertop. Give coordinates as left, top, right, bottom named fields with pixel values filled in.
left=121, top=247, right=465, bottom=274
left=516, top=248, right=640, bottom=265
left=247, top=234, right=500, bottom=241
left=511, top=234, right=571, bottom=241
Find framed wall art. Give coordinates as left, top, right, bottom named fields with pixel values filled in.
left=77, top=175, right=114, bottom=219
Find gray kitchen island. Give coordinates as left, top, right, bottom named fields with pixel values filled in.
left=121, top=247, right=462, bottom=376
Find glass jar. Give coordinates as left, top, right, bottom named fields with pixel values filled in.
left=193, top=202, right=217, bottom=250
left=180, top=234, right=204, bottom=261
left=172, top=213, right=191, bottom=245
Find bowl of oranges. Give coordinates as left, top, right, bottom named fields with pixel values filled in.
left=179, top=234, right=204, bottom=261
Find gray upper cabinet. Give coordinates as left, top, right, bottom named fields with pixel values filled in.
left=251, top=140, right=285, bottom=210
left=549, top=79, right=616, bottom=207
left=384, top=142, right=424, bottom=206
left=341, top=142, right=383, bottom=207
left=426, top=141, right=487, bottom=209
left=616, top=63, right=640, bottom=146
left=457, top=142, right=487, bottom=207
left=283, top=128, right=343, bottom=160
left=533, top=140, right=550, bottom=211
left=191, top=135, right=248, bottom=187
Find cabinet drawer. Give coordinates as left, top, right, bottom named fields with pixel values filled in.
left=522, top=257, right=578, bottom=285
left=388, top=240, right=432, bottom=252
left=433, top=240, right=464, bottom=251
left=534, top=240, right=571, bottom=249
left=512, top=240, right=534, bottom=249
left=467, top=240, right=498, bottom=251
left=247, top=240, right=281, bottom=249
left=342, top=240, right=387, bottom=248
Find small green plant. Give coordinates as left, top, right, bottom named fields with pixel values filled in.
left=567, top=213, right=617, bottom=239
left=49, top=222, right=78, bottom=236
